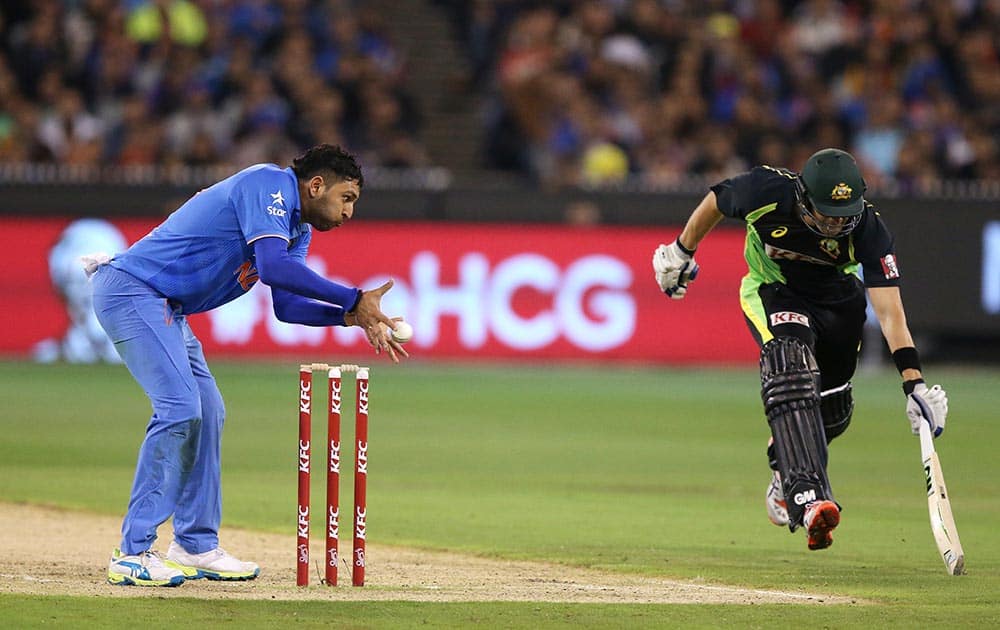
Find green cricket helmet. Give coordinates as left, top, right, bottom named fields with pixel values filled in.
left=796, top=148, right=867, bottom=237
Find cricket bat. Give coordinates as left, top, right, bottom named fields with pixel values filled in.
left=919, top=419, right=965, bottom=575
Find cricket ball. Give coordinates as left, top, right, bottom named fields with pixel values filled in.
left=391, top=320, right=413, bottom=344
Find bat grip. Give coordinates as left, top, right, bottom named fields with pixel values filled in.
left=918, top=418, right=935, bottom=459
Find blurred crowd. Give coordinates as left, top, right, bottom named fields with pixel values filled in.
left=0, top=0, right=428, bottom=170
left=3, top=1, right=999, bottom=192
left=440, top=0, right=1000, bottom=190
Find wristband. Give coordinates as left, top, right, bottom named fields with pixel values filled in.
left=347, top=289, right=363, bottom=314
left=675, top=238, right=696, bottom=257
left=902, top=378, right=925, bottom=396
left=892, top=347, right=921, bottom=374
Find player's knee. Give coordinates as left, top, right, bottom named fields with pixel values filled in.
left=159, top=396, right=203, bottom=427
left=209, top=398, right=225, bottom=429
left=200, top=385, right=225, bottom=426
left=821, top=382, right=854, bottom=441
left=760, top=337, right=820, bottom=413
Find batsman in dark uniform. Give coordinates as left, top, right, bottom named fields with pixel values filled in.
left=652, top=148, right=950, bottom=550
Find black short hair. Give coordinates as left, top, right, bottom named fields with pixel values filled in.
left=291, top=144, right=364, bottom=188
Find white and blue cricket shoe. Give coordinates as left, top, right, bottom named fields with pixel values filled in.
left=107, top=549, right=185, bottom=587
left=165, top=542, right=260, bottom=581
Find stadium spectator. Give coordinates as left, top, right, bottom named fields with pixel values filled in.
left=2, top=1, right=997, bottom=184
left=443, top=0, right=999, bottom=188
left=104, top=93, right=157, bottom=165
left=125, top=0, right=209, bottom=48
left=37, top=87, right=105, bottom=164
left=0, top=0, right=426, bottom=170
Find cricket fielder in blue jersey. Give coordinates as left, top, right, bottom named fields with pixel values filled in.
left=89, top=144, right=407, bottom=586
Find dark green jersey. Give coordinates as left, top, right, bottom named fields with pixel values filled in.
left=712, top=165, right=900, bottom=301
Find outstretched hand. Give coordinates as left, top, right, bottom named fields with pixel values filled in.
left=344, top=280, right=409, bottom=363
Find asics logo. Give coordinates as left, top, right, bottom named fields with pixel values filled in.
left=771, top=226, right=788, bottom=238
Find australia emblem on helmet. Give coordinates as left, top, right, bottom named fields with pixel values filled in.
left=830, top=182, right=853, bottom=201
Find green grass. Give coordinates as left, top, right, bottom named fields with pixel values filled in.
left=2, top=360, right=999, bottom=627
left=4, top=597, right=997, bottom=629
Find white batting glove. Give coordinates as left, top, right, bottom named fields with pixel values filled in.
left=906, top=382, right=948, bottom=437
left=652, top=240, right=699, bottom=299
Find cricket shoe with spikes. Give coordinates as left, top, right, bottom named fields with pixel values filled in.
left=166, top=542, right=260, bottom=581
left=803, top=500, right=841, bottom=550
left=765, top=470, right=789, bottom=526
left=108, top=548, right=185, bottom=587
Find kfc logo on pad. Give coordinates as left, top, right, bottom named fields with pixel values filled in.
left=770, top=311, right=810, bottom=327
left=881, top=254, right=900, bottom=279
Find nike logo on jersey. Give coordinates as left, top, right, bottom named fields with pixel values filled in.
left=236, top=260, right=259, bottom=291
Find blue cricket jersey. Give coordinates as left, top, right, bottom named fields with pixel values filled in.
left=112, top=164, right=311, bottom=314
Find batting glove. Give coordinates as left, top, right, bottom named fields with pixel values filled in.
left=905, top=381, right=948, bottom=437
left=652, top=240, right=699, bottom=299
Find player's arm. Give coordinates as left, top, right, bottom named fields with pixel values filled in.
left=253, top=237, right=361, bottom=315
left=652, top=191, right=724, bottom=299
left=868, top=286, right=920, bottom=379
left=868, top=286, right=948, bottom=436
left=678, top=191, right=726, bottom=252
left=271, top=289, right=347, bottom=326
left=254, top=237, right=403, bottom=358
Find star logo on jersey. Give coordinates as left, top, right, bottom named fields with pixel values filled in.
left=819, top=238, right=840, bottom=259
left=830, top=182, right=852, bottom=201
left=268, top=190, right=287, bottom=217
left=770, top=226, right=788, bottom=238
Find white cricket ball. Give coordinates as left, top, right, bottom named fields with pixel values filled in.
left=391, top=320, right=413, bottom=344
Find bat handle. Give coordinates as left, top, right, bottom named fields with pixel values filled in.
left=918, top=417, right=935, bottom=459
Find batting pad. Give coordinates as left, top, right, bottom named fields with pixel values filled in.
left=760, top=337, right=834, bottom=530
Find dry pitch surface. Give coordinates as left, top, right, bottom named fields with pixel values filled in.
left=0, top=503, right=856, bottom=604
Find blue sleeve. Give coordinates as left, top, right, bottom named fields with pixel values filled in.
left=253, top=237, right=362, bottom=312
left=233, top=169, right=296, bottom=243
left=287, top=225, right=311, bottom=262
left=272, top=289, right=348, bottom=326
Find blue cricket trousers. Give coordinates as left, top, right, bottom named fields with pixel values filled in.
left=91, top=265, right=224, bottom=555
